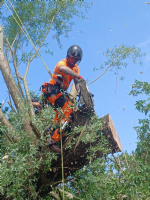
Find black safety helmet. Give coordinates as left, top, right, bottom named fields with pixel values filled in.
left=67, top=45, right=83, bottom=64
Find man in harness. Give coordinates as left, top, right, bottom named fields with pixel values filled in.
left=42, top=45, right=85, bottom=145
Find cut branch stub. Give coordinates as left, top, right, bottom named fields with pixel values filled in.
left=100, top=114, right=122, bottom=153
left=47, top=114, right=122, bottom=183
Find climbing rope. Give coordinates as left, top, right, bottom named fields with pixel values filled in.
left=4, top=0, right=52, bottom=76
left=60, top=125, right=65, bottom=200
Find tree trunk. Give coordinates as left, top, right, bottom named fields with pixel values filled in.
left=0, top=25, right=35, bottom=139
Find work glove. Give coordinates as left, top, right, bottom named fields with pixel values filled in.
left=78, top=75, right=86, bottom=85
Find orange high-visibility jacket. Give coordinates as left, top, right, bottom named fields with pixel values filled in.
left=49, top=59, right=79, bottom=90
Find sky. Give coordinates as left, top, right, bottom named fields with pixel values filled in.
left=0, top=0, right=150, bottom=153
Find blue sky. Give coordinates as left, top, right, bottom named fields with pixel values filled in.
left=0, top=0, right=150, bottom=153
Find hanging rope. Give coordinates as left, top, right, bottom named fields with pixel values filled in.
left=60, top=123, right=65, bottom=200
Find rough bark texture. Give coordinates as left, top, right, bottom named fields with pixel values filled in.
left=0, top=45, right=23, bottom=111
left=0, top=25, right=23, bottom=111
left=0, top=25, right=35, bottom=140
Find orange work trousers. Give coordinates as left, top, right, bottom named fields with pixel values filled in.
left=47, top=93, right=73, bottom=141
left=47, top=93, right=73, bottom=126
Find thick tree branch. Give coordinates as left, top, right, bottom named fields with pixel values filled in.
left=23, top=75, right=36, bottom=118
left=0, top=25, right=37, bottom=142
left=30, top=121, right=41, bottom=139
left=13, top=33, right=21, bottom=61
left=7, top=34, right=18, bottom=63
left=19, top=74, right=23, bottom=80
left=0, top=28, right=21, bottom=110
left=6, top=38, right=25, bottom=99
left=4, top=42, right=9, bottom=61
left=0, top=25, right=3, bottom=55
left=0, top=57, right=35, bottom=140
left=20, top=43, right=29, bottom=63
left=8, top=101, right=16, bottom=113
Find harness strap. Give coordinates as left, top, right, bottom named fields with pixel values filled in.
left=51, top=76, right=67, bottom=89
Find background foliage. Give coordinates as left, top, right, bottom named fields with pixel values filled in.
left=0, top=1, right=150, bottom=200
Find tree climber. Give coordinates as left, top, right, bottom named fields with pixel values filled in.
left=42, top=45, right=86, bottom=145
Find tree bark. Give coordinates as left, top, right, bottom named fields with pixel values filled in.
left=0, top=26, right=24, bottom=111
left=0, top=25, right=35, bottom=140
